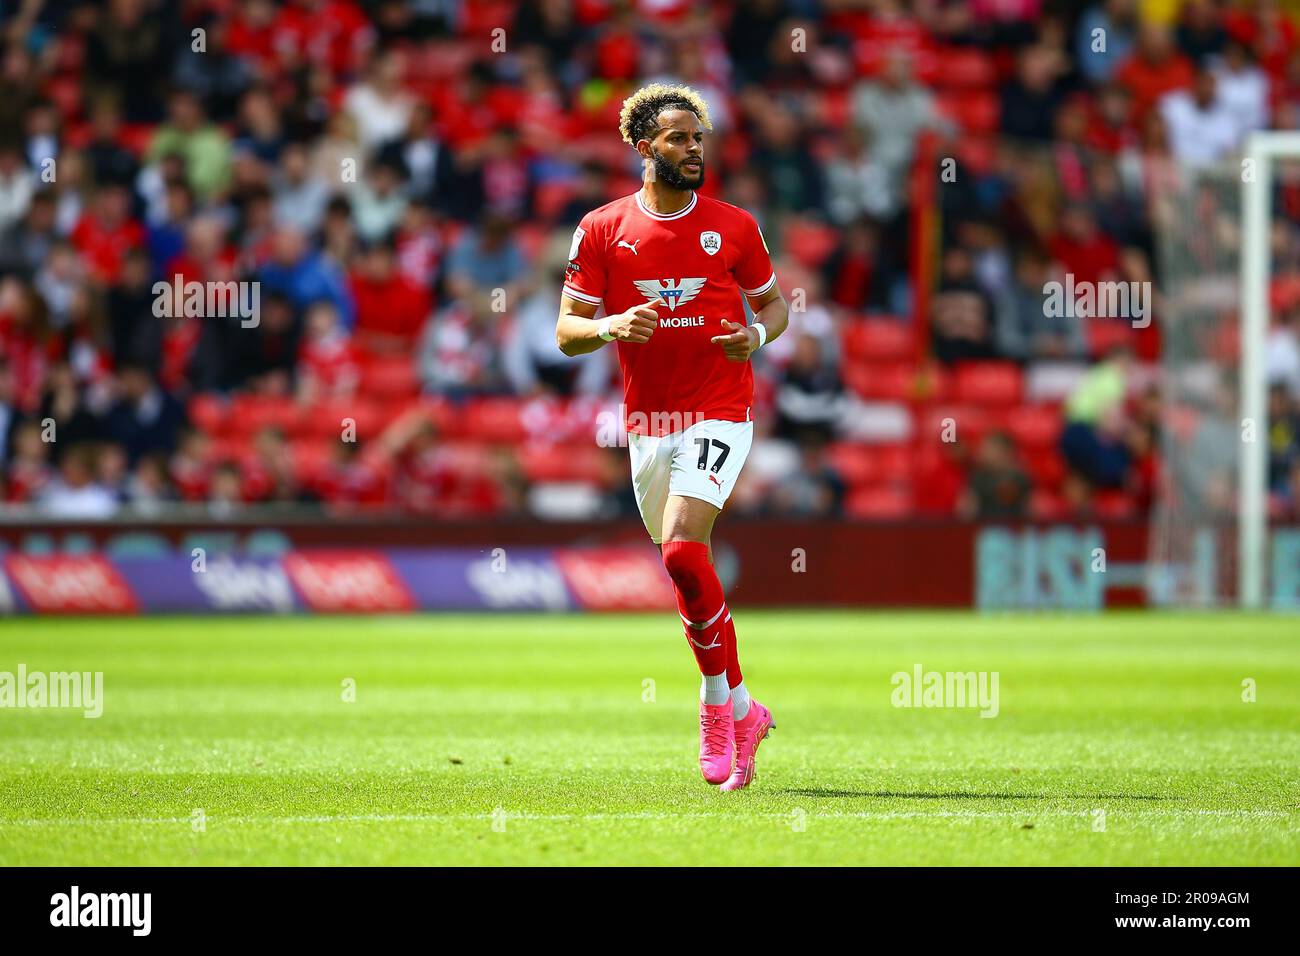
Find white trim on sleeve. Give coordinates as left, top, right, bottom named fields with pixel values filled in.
left=562, top=285, right=602, bottom=305
left=741, top=272, right=777, bottom=297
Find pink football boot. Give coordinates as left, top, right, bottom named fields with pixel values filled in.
left=698, top=699, right=735, bottom=784
left=720, top=699, right=774, bottom=791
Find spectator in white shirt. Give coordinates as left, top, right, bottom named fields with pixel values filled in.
left=0, top=143, right=35, bottom=233
left=343, top=49, right=413, bottom=151
left=39, top=445, right=120, bottom=519
left=1212, top=41, right=1269, bottom=140
left=1159, top=67, right=1240, bottom=166
left=273, top=142, right=331, bottom=234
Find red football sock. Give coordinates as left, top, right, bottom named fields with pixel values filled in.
left=722, top=612, right=743, bottom=688
left=661, top=540, right=728, bottom=676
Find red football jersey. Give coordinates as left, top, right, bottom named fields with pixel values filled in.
left=563, top=191, right=776, bottom=436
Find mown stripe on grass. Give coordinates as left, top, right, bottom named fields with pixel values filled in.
left=0, top=808, right=1293, bottom=826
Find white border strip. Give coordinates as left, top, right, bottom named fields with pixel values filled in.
left=742, top=272, right=777, bottom=297
left=562, top=285, right=602, bottom=305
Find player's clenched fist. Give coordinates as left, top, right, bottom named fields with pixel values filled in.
left=710, top=320, right=759, bottom=362
left=608, top=305, right=659, bottom=343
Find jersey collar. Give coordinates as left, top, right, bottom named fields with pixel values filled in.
left=635, top=190, right=698, bottom=221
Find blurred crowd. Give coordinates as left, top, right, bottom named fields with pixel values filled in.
left=2, top=0, right=1300, bottom=522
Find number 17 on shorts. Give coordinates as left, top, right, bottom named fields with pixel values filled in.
left=627, top=419, right=754, bottom=543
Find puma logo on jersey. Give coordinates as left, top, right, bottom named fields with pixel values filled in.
left=633, top=278, right=706, bottom=313
left=617, top=239, right=641, bottom=255
left=708, top=474, right=724, bottom=491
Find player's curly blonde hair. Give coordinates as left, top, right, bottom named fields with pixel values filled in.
left=618, top=83, right=713, bottom=147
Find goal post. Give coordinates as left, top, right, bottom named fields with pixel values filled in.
left=1239, top=132, right=1300, bottom=609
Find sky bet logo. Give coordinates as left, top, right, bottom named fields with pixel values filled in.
left=50, top=886, right=151, bottom=936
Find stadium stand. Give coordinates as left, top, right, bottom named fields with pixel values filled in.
left=2, top=0, right=1300, bottom=523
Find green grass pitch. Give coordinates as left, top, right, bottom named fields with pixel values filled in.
left=0, top=611, right=1297, bottom=866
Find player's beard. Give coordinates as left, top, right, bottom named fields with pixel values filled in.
left=650, top=148, right=704, bottom=191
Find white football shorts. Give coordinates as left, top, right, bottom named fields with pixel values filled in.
left=626, top=418, right=754, bottom=544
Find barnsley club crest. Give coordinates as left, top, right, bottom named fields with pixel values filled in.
left=699, top=231, right=722, bottom=256
left=633, top=278, right=707, bottom=312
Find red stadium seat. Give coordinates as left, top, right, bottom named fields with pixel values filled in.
left=1005, top=405, right=1062, bottom=448
left=782, top=219, right=839, bottom=269
left=358, top=355, right=420, bottom=400
left=304, top=398, right=385, bottom=441
left=519, top=443, right=605, bottom=483
left=290, top=439, right=336, bottom=484
left=831, top=442, right=916, bottom=485
left=936, top=91, right=1000, bottom=134
left=842, top=319, right=913, bottom=362
left=953, top=362, right=1023, bottom=405
left=227, top=395, right=301, bottom=436
left=1030, top=489, right=1069, bottom=519
left=843, top=362, right=917, bottom=401
left=1086, top=318, right=1134, bottom=358
left=465, top=398, right=527, bottom=443
left=845, top=484, right=914, bottom=519
left=1094, top=491, right=1138, bottom=519
left=188, top=395, right=230, bottom=436
left=826, top=443, right=876, bottom=484
left=1022, top=446, right=1067, bottom=489
left=931, top=48, right=997, bottom=89
left=437, top=441, right=494, bottom=475
left=875, top=443, right=915, bottom=482
left=846, top=362, right=952, bottom=405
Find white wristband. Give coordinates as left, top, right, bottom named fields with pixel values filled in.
left=597, top=317, right=614, bottom=341
left=752, top=322, right=768, bottom=348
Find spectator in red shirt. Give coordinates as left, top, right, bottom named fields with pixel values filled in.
left=0, top=275, right=51, bottom=412
left=1085, top=83, right=1138, bottom=154
left=1049, top=203, right=1120, bottom=286
left=592, top=5, right=642, bottom=82
left=1115, top=22, right=1196, bottom=122
left=4, top=419, right=52, bottom=502
left=69, top=183, right=145, bottom=286
left=272, top=0, right=374, bottom=77
left=170, top=428, right=213, bottom=502
left=225, top=0, right=280, bottom=77
left=1225, top=0, right=1299, bottom=78
left=822, top=218, right=886, bottom=310
left=311, top=438, right=388, bottom=510
left=297, top=300, right=358, bottom=403
left=350, top=238, right=430, bottom=354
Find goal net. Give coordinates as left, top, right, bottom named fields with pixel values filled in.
left=1148, top=136, right=1300, bottom=608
